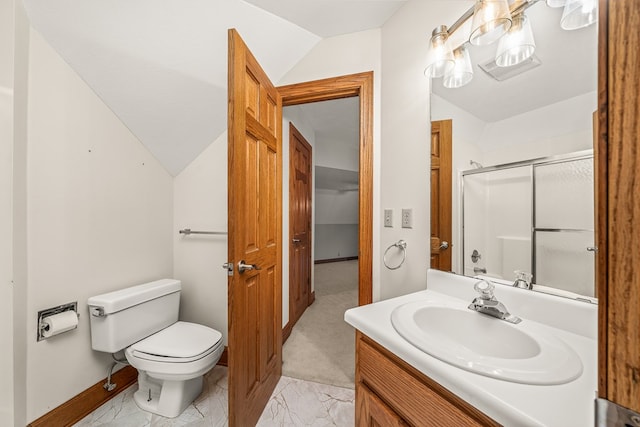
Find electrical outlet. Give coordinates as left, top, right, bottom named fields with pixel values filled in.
left=401, top=208, right=413, bottom=228
left=384, top=209, right=393, bottom=227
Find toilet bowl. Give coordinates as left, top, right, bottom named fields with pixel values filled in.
left=125, top=322, right=223, bottom=417
left=88, top=279, right=224, bottom=418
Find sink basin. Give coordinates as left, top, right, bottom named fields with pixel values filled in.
left=391, top=300, right=583, bottom=385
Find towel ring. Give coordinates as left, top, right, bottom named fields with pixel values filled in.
left=383, top=240, right=407, bottom=270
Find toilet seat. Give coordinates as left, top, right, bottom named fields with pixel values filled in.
left=131, top=346, right=219, bottom=363
left=125, top=321, right=224, bottom=381
left=129, top=321, right=223, bottom=363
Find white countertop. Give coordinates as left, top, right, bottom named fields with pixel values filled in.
left=345, top=271, right=597, bottom=427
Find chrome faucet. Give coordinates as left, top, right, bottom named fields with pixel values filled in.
left=512, top=270, right=533, bottom=290
left=468, top=279, right=521, bottom=324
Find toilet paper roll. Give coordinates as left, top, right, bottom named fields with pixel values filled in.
left=41, top=311, right=78, bottom=338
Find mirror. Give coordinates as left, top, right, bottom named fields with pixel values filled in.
left=430, top=2, right=598, bottom=301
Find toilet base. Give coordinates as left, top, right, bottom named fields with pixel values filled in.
left=132, top=370, right=203, bottom=418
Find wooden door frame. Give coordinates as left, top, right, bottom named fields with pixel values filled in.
left=278, top=71, right=374, bottom=306
left=597, top=0, right=640, bottom=413
left=287, top=122, right=314, bottom=337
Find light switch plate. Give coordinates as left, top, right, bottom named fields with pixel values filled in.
left=384, top=209, right=393, bottom=227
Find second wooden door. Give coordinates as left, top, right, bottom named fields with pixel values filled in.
left=289, top=123, right=313, bottom=329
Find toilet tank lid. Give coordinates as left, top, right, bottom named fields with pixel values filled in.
left=88, top=279, right=181, bottom=315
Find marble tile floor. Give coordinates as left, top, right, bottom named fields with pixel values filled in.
left=73, top=366, right=355, bottom=427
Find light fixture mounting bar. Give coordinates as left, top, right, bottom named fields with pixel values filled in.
left=448, top=6, right=475, bottom=35
left=446, top=0, right=543, bottom=39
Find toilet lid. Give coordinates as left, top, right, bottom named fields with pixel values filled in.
left=130, top=321, right=222, bottom=359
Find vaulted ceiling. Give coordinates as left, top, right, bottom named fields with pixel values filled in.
left=22, top=0, right=406, bottom=175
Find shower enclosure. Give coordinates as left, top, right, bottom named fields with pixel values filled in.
left=462, top=150, right=595, bottom=298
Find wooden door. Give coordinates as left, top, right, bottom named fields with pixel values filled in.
left=227, top=28, right=282, bottom=427
left=597, top=0, right=640, bottom=417
left=288, top=123, right=312, bottom=330
left=430, top=120, right=452, bottom=271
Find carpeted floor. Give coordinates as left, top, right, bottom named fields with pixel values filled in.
left=282, top=260, right=358, bottom=389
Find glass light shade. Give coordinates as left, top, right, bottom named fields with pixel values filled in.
left=424, top=26, right=455, bottom=78
left=443, top=46, right=474, bottom=88
left=546, top=0, right=567, bottom=7
left=469, top=0, right=512, bottom=46
left=561, top=0, right=598, bottom=30
left=496, top=14, right=536, bottom=67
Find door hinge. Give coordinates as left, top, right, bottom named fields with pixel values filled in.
left=222, top=262, right=234, bottom=276
left=596, top=398, right=640, bottom=426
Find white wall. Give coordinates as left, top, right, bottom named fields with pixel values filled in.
left=1, top=0, right=14, bottom=423
left=24, top=30, right=174, bottom=422
left=12, top=1, right=29, bottom=424
left=0, top=88, right=14, bottom=426
left=480, top=91, right=596, bottom=165
left=173, top=132, right=228, bottom=342
left=314, top=222, right=359, bottom=259
left=0, top=0, right=12, bottom=88
left=315, top=184, right=359, bottom=261
left=314, top=189, right=359, bottom=226
left=314, top=125, right=359, bottom=261
left=315, top=136, right=359, bottom=171
left=380, top=0, right=470, bottom=300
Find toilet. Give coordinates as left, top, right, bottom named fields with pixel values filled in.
left=88, top=279, right=223, bottom=418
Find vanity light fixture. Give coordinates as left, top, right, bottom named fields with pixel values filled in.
left=495, top=13, right=536, bottom=67
left=444, top=45, right=474, bottom=88
left=469, top=0, right=513, bottom=46
left=560, top=0, right=598, bottom=30
left=424, top=25, right=455, bottom=78
left=425, top=0, right=598, bottom=89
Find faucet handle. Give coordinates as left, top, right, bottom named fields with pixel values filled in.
left=513, top=270, right=533, bottom=289
left=474, top=279, right=495, bottom=300
left=514, top=270, right=532, bottom=282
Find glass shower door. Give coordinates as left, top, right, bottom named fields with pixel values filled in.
left=463, top=166, right=532, bottom=281
left=534, top=158, right=595, bottom=297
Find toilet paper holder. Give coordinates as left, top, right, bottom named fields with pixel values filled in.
left=37, top=302, right=79, bottom=341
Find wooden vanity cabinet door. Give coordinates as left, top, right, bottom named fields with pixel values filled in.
left=357, top=384, right=408, bottom=427
left=355, top=332, right=500, bottom=427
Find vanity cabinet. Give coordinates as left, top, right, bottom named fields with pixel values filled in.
left=358, top=384, right=407, bottom=426
left=355, top=331, right=500, bottom=427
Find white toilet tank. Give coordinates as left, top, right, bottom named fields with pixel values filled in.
left=88, top=279, right=181, bottom=353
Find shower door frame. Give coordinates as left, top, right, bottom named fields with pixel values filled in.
left=461, top=149, right=594, bottom=287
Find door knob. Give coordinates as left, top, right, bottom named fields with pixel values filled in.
left=439, top=241, right=450, bottom=250
left=292, top=238, right=301, bottom=243
left=238, top=260, right=261, bottom=273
